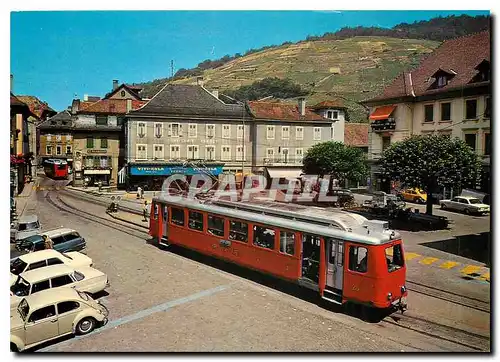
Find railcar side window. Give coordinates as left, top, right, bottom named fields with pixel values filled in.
left=171, top=207, right=185, bottom=226
left=348, top=246, right=368, bottom=273
left=385, top=244, right=404, bottom=272
left=188, top=211, right=204, bottom=231
left=229, top=220, right=248, bottom=243
left=253, top=225, right=275, bottom=250
left=153, top=204, right=159, bottom=220
left=279, top=231, right=295, bottom=256
left=208, top=215, right=225, bottom=237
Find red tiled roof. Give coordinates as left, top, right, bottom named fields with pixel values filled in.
left=369, top=105, right=396, bottom=120
left=79, top=99, right=146, bottom=114
left=344, top=123, right=369, bottom=147
left=366, top=31, right=490, bottom=102
left=17, top=95, right=55, bottom=119
left=10, top=93, right=26, bottom=107
left=310, top=99, right=346, bottom=109
left=247, top=101, right=325, bottom=121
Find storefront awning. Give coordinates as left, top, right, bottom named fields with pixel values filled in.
left=266, top=167, right=303, bottom=179
left=369, top=105, right=396, bottom=121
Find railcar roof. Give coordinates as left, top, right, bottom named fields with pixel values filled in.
left=153, top=196, right=400, bottom=245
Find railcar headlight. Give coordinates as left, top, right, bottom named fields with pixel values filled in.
left=401, top=286, right=406, bottom=293
left=387, top=292, right=392, bottom=301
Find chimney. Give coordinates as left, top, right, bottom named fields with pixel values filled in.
left=126, top=99, right=132, bottom=113
left=298, top=97, right=306, bottom=116
left=212, top=87, right=219, bottom=99
left=197, top=77, right=204, bottom=87
left=71, top=99, right=80, bottom=114
left=10, top=74, right=13, bottom=93
left=113, top=79, right=119, bottom=90
left=83, top=94, right=88, bottom=101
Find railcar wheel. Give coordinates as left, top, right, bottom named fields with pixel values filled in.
left=76, top=317, right=96, bottom=335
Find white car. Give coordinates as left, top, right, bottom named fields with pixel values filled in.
left=10, top=250, right=93, bottom=286
left=10, top=264, right=109, bottom=308
left=440, top=196, right=490, bottom=215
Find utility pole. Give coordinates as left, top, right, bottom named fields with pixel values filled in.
left=171, top=60, right=174, bottom=78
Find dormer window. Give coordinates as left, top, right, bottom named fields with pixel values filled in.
left=437, top=76, right=447, bottom=88
left=430, top=68, right=456, bottom=89
left=471, top=59, right=490, bottom=83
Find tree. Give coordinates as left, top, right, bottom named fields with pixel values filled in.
left=302, top=141, right=368, bottom=183
left=381, top=134, right=482, bottom=215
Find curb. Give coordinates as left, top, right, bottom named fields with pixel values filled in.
left=107, top=212, right=149, bottom=230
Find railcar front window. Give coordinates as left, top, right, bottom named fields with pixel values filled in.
left=188, top=211, right=204, bottom=231
left=208, top=215, right=225, bottom=237
left=348, top=246, right=368, bottom=273
left=253, top=226, right=275, bottom=250
left=171, top=207, right=185, bottom=226
left=229, top=220, right=248, bottom=243
left=385, top=244, right=404, bottom=272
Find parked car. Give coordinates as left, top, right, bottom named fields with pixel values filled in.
left=440, top=196, right=490, bottom=215
left=10, top=250, right=93, bottom=286
left=10, top=264, right=109, bottom=308
left=11, top=288, right=109, bottom=352
left=11, top=228, right=87, bottom=259
left=397, top=188, right=427, bottom=204
left=10, top=215, right=41, bottom=243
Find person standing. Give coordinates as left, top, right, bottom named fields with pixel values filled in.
left=137, top=186, right=142, bottom=199
left=143, top=200, right=148, bottom=222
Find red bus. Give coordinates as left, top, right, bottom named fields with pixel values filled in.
left=150, top=195, right=407, bottom=312
left=44, top=159, right=68, bottom=179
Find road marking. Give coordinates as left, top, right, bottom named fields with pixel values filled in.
left=439, top=261, right=459, bottom=269
left=37, top=284, right=231, bottom=352
left=404, top=252, right=421, bottom=261
left=461, top=265, right=482, bottom=276
left=419, top=257, right=439, bottom=265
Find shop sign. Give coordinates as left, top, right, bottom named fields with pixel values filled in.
left=88, top=149, right=108, bottom=154
left=130, top=165, right=224, bottom=176
left=84, top=169, right=111, bottom=175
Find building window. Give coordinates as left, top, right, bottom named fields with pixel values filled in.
left=281, top=148, right=289, bottom=163
left=295, top=126, right=304, bottom=140
left=187, top=145, right=199, bottom=159
left=222, top=125, right=231, bottom=139
left=208, top=215, right=225, bottom=237
left=188, top=124, right=197, bottom=138
left=313, top=127, right=321, bottom=141
left=93, top=156, right=100, bottom=167
left=253, top=225, right=275, bottom=250
left=440, top=102, right=451, bottom=121
left=171, top=207, right=185, bottom=226
left=84, top=156, right=93, bottom=167
left=279, top=231, right=295, bottom=256
left=86, top=137, right=94, bottom=148
left=437, top=76, right=447, bottom=88
left=188, top=211, right=204, bottom=232
left=117, top=117, right=125, bottom=126
left=348, top=246, right=368, bottom=273
left=100, top=137, right=108, bottom=148
left=464, top=133, right=477, bottom=152
left=170, top=145, right=180, bottom=159
left=237, top=125, right=244, bottom=139
left=46, top=145, right=52, bottom=155
left=332, top=111, right=339, bottom=120
left=330, top=125, right=335, bottom=139
left=136, top=144, right=147, bottom=160
left=137, top=122, right=146, bottom=137
left=55, top=145, right=61, bottom=155
left=66, top=134, right=72, bottom=141
left=154, top=123, right=163, bottom=138
left=100, top=156, right=110, bottom=168
left=205, top=146, right=215, bottom=161
left=169, top=123, right=179, bottom=137
left=153, top=144, right=164, bottom=160
left=266, top=148, right=274, bottom=162
left=296, top=148, right=303, bottom=163
left=382, top=136, right=391, bottom=152
left=484, top=97, right=491, bottom=119
left=236, top=146, right=245, bottom=161
left=46, top=135, right=52, bottom=141
left=206, top=124, right=215, bottom=138
left=266, top=125, right=275, bottom=140
left=56, top=134, right=62, bottom=142
left=229, top=220, right=248, bottom=243
left=281, top=126, right=290, bottom=140
left=221, top=146, right=231, bottom=161
left=424, top=104, right=434, bottom=122
left=327, top=111, right=332, bottom=119
left=484, top=133, right=491, bottom=156
left=66, top=145, right=72, bottom=155
left=465, top=99, right=478, bottom=120
left=96, top=116, right=108, bottom=126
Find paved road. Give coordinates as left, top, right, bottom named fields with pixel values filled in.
left=21, top=176, right=490, bottom=352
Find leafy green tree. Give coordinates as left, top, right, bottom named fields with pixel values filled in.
left=302, top=141, right=368, bottom=183
left=381, top=134, right=482, bottom=215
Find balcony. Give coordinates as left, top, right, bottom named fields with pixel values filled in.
left=371, top=118, right=396, bottom=132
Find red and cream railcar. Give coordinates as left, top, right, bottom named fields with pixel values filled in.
left=43, top=159, right=68, bottom=179
left=149, top=195, right=407, bottom=311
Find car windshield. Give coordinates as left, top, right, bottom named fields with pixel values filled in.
left=10, top=258, right=28, bottom=275
left=10, top=277, right=31, bottom=297
left=17, top=299, right=29, bottom=321
left=18, top=222, right=39, bottom=231
left=468, top=198, right=481, bottom=204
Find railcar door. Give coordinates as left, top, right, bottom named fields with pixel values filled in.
left=162, top=205, right=168, bottom=238
left=325, top=238, right=344, bottom=291
left=301, top=234, right=321, bottom=284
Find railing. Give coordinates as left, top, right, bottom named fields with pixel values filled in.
left=371, top=118, right=396, bottom=132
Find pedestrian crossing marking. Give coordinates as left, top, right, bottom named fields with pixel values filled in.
left=461, top=265, right=482, bottom=275
left=419, top=257, right=439, bottom=265
left=404, top=252, right=421, bottom=261
left=439, top=261, right=459, bottom=269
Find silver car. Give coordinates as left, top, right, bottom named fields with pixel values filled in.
left=440, top=196, right=490, bottom=215
left=10, top=215, right=41, bottom=243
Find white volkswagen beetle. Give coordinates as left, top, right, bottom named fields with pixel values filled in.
left=10, top=264, right=109, bottom=308
left=10, top=250, right=93, bottom=286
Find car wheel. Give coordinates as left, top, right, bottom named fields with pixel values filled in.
left=76, top=317, right=96, bottom=335
left=441, top=204, right=446, bottom=209
left=464, top=208, right=471, bottom=215
left=10, top=343, right=19, bottom=352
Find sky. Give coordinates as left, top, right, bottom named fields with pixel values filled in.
left=10, top=10, right=489, bottom=111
